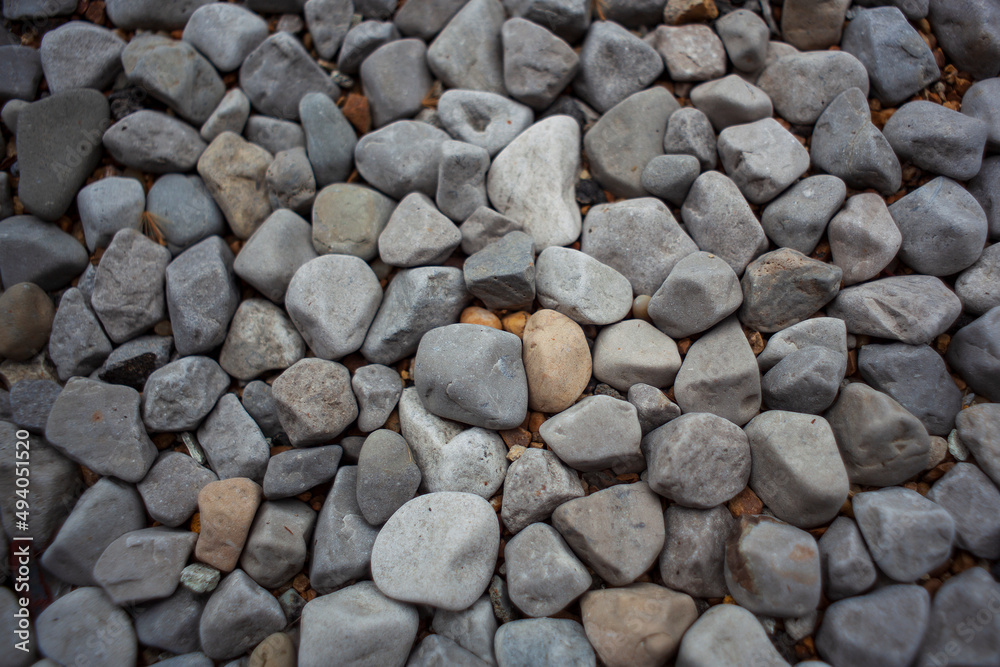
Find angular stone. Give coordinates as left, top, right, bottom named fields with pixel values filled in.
left=725, top=515, right=822, bottom=617
left=628, top=383, right=682, bottom=435
left=198, top=569, right=285, bottom=661
left=142, top=356, right=230, bottom=433
left=197, top=132, right=273, bottom=240
left=352, top=364, right=402, bottom=433
left=240, top=499, right=315, bottom=588
left=652, top=24, right=727, bottom=83
left=811, top=87, right=902, bottom=194
left=927, top=463, right=1000, bottom=559
left=884, top=101, right=987, bottom=181
left=355, top=120, right=450, bottom=200
left=828, top=192, right=901, bottom=286
left=47, top=288, right=111, bottom=381
left=506, top=522, right=591, bottom=617
left=312, top=183, right=396, bottom=261
left=487, top=115, right=581, bottom=250
left=263, top=445, right=342, bottom=500
left=675, top=603, right=788, bottom=667
left=409, top=635, right=489, bottom=667
left=182, top=3, right=268, bottom=72
left=459, top=207, right=523, bottom=255
left=583, top=87, right=679, bottom=200
left=962, top=77, right=1000, bottom=152
left=337, top=20, right=400, bottom=74
left=573, top=21, right=663, bottom=113
left=218, top=299, right=305, bottom=381
left=361, top=266, right=471, bottom=365
left=853, top=486, right=955, bottom=581
left=739, top=248, right=842, bottom=333
left=245, top=115, right=305, bottom=155
left=464, top=230, right=535, bottom=311
left=285, top=254, right=382, bottom=360
left=138, top=451, right=218, bottom=528
left=378, top=193, right=461, bottom=267
left=535, top=246, right=633, bottom=325
left=35, top=588, right=137, bottom=667
left=956, top=243, right=1000, bottom=316
left=826, top=275, right=962, bottom=345
left=819, top=516, right=877, bottom=601
left=94, top=527, right=198, bottom=605
left=761, top=346, right=846, bottom=415
left=436, top=140, right=490, bottom=222
left=239, top=33, right=340, bottom=120
left=266, top=147, right=317, bottom=215
left=501, top=17, right=579, bottom=109
left=540, top=395, right=644, bottom=473
left=663, top=107, right=717, bottom=171
left=760, top=175, right=846, bottom=256
left=647, top=251, right=742, bottom=339
left=689, top=75, right=773, bottom=131
left=76, top=177, right=145, bottom=253
left=592, top=320, right=681, bottom=392
left=362, top=39, right=433, bottom=129
left=659, top=504, right=734, bottom=598
left=717, top=118, right=810, bottom=205
left=715, top=8, right=768, bottom=73
left=432, top=596, right=497, bottom=665
left=428, top=0, right=506, bottom=94
left=680, top=171, right=767, bottom=276
left=947, top=307, right=1000, bottom=402
left=673, top=316, right=761, bottom=426
left=0, top=44, right=42, bottom=103
left=166, top=236, right=238, bottom=355
left=233, top=210, right=316, bottom=304
left=272, top=358, right=358, bottom=447
left=394, top=0, right=468, bottom=39
left=501, top=448, right=583, bottom=535
left=200, top=88, right=251, bottom=142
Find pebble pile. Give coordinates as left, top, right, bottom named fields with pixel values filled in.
left=0, top=0, right=999, bottom=665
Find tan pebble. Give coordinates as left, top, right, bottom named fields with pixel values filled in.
left=522, top=309, right=592, bottom=413
left=632, top=295, right=652, bottom=322
left=581, top=583, right=698, bottom=667
left=0, top=283, right=55, bottom=361
left=926, top=436, right=948, bottom=469
left=502, top=310, right=530, bottom=338
left=507, top=444, right=527, bottom=461
left=663, top=0, right=718, bottom=25
left=461, top=306, right=502, bottom=329
left=195, top=478, right=262, bottom=572
left=249, top=632, right=296, bottom=667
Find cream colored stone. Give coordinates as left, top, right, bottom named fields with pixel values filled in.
left=581, top=583, right=698, bottom=667
left=522, top=309, right=592, bottom=413
left=195, top=478, right=263, bottom=572
left=249, top=632, right=296, bottom=667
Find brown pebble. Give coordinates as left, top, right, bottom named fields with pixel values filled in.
left=676, top=338, right=692, bottom=355
left=195, top=478, right=262, bottom=572
left=727, top=487, right=764, bottom=517
left=663, top=0, right=718, bottom=25
left=0, top=283, right=55, bottom=361
left=461, top=306, right=502, bottom=329
left=500, top=428, right=531, bottom=449
left=522, top=309, right=592, bottom=413
left=502, top=311, right=530, bottom=338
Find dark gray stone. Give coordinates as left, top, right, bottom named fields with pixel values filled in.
left=200, top=89, right=251, bottom=143
left=962, top=77, right=1000, bottom=152
left=927, top=462, right=1000, bottom=559
left=8, top=379, right=60, bottom=434
left=689, top=75, right=773, bottom=132
left=436, top=140, right=490, bottom=222
left=761, top=175, right=846, bottom=255
left=47, top=288, right=111, bottom=381
left=94, top=527, right=198, bottom=605
left=674, top=596, right=787, bottom=667
left=659, top=504, right=733, bottom=598
left=502, top=17, right=579, bottom=110
left=138, top=451, right=218, bottom=528
left=739, top=248, right=842, bottom=334
left=818, top=516, right=877, bottom=601
left=355, top=120, right=450, bottom=199
left=956, top=243, right=1000, bottom=316
left=40, top=22, right=125, bottom=93
left=241, top=499, right=315, bottom=588
left=0, top=45, right=41, bottom=103
left=928, top=0, right=1000, bottom=80
left=241, top=380, right=282, bottom=437
left=35, top=588, right=137, bottom=666
left=300, top=92, right=356, bottom=187
left=105, top=0, right=213, bottom=30
left=428, top=0, right=506, bottom=94
left=459, top=207, right=523, bottom=255
left=76, top=177, right=145, bottom=253
left=244, top=115, right=305, bottom=155
left=663, top=107, right=716, bottom=171
left=627, top=383, right=681, bottom=435
left=351, top=364, right=402, bottom=432
left=310, top=466, right=380, bottom=593
left=337, top=20, right=400, bottom=75
left=166, top=236, right=239, bottom=355
left=262, top=445, right=343, bottom=499
left=573, top=21, right=663, bottom=113
left=641, top=154, right=700, bottom=207
left=361, top=39, right=433, bottom=129
left=240, top=33, right=340, bottom=121
left=304, top=0, right=353, bottom=59
left=134, top=587, right=206, bottom=654
left=828, top=192, right=902, bottom=286
left=841, top=6, right=939, bottom=105
left=884, top=101, right=987, bottom=181
left=0, top=217, right=88, bottom=291
left=266, top=147, right=317, bottom=214
left=409, top=635, right=490, bottom=667
left=947, top=306, right=1000, bottom=401
left=146, top=174, right=226, bottom=255
left=356, top=429, right=421, bottom=525
left=91, top=229, right=171, bottom=344
left=234, top=209, right=317, bottom=304
left=757, top=50, right=870, bottom=125
left=16, top=90, right=109, bottom=221
left=182, top=3, right=268, bottom=72
left=103, top=111, right=207, bottom=174
left=501, top=447, right=583, bottom=535
left=199, top=570, right=286, bottom=661
left=715, top=9, right=769, bottom=73
left=395, top=0, right=469, bottom=39
left=464, top=231, right=536, bottom=311
left=761, top=347, right=846, bottom=415
left=506, top=522, right=591, bottom=618
left=142, top=356, right=230, bottom=433
left=916, top=566, right=1000, bottom=667
left=196, top=393, right=269, bottom=482
left=503, top=0, right=591, bottom=43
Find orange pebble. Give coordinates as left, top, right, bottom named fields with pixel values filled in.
left=461, top=306, right=502, bottom=329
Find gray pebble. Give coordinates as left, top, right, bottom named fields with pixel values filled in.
left=501, top=448, right=583, bottom=535
left=310, top=466, right=379, bottom=592
left=535, top=246, right=633, bottom=325
left=300, top=92, right=356, bottom=187
left=277, top=588, right=305, bottom=622
left=507, top=522, right=591, bottom=617
left=16, top=90, right=109, bottom=221
left=853, top=486, right=955, bottom=581
left=947, top=306, right=1000, bottom=401
left=464, top=230, right=535, bottom=310
left=486, top=115, right=581, bottom=250
left=355, top=120, right=450, bottom=199
left=647, top=251, right=742, bottom=339
left=827, top=192, right=901, bottom=286
left=122, top=34, right=225, bottom=126
left=718, top=118, right=810, bottom=205
left=592, top=319, right=682, bottom=393
left=199, top=569, right=286, bottom=661
left=644, top=411, right=751, bottom=508
left=681, top=171, right=768, bottom=276
left=0, top=45, right=41, bottom=103
left=362, top=266, right=471, bottom=365
left=244, top=115, right=305, bottom=155
left=724, top=515, right=822, bottom=618
left=745, top=411, right=849, bottom=527
left=552, top=482, right=664, bottom=586
left=0, top=216, right=88, bottom=291
left=819, top=516, right=877, bottom=601
left=927, top=462, right=1000, bottom=559
left=240, top=33, right=340, bottom=121
left=361, top=39, right=433, bottom=128
left=761, top=346, right=846, bottom=415
left=35, top=588, right=137, bottom=667
left=241, top=381, right=281, bottom=437
left=827, top=275, right=962, bottom=345
left=757, top=51, right=870, bottom=125
left=501, top=17, right=579, bottom=110
left=356, top=429, right=421, bottom=525
left=854, top=0, right=929, bottom=19
left=583, top=86, right=678, bottom=199
left=761, top=175, right=846, bottom=255
left=439, top=90, right=534, bottom=158
left=782, top=0, right=850, bottom=49
left=47, top=288, right=112, bottom=381
left=142, top=356, right=229, bottom=433
left=104, top=111, right=207, bottom=174
left=573, top=21, right=663, bottom=113
left=183, top=3, right=268, bottom=72
left=956, top=243, right=1000, bottom=316
left=234, top=210, right=317, bottom=304
left=197, top=131, right=274, bottom=240
left=352, top=364, right=402, bottom=432
left=663, top=107, right=717, bottom=171
left=395, top=0, right=469, bottom=40
left=504, top=0, right=591, bottom=43
left=689, top=75, right=773, bottom=132
left=459, top=207, right=523, bottom=255
left=641, top=154, right=701, bottom=207
left=884, top=101, right=987, bottom=181
left=816, top=585, right=930, bottom=667
left=495, top=618, right=596, bottom=667
left=45, top=377, right=157, bottom=483
left=652, top=24, right=727, bottom=83
left=337, top=20, right=400, bottom=75
left=825, top=382, right=930, bottom=486
left=105, top=0, right=213, bottom=30
left=432, top=596, right=497, bottom=665
left=541, top=394, right=644, bottom=473
left=273, top=358, right=358, bottom=447
left=962, top=77, right=1000, bottom=152
left=660, top=504, right=734, bottom=598
left=299, top=581, right=417, bottom=666
left=304, top=0, right=353, bottom=59
left=241, top=499, right=315, bottom=588
left=312, top=183, right=396, bottom=260
left=858, top=343, right=962, bottom=436
left=916, top=565, right=1000, bottom=667
left=716, top=9, right=769, bottom=73
left=378, top=193, right=461, bottom=267
left=428, top=0, right=506, bottom=94
left=739, top=248, right=843, bottom=333
left=811, top=87, right=901, bottom=194
left=581, top=197, right=696, bottom=296
left=927, top=0, right=1000, bottom=80
left=437, top=140, right=490, bottom=222
left=135, top=587, right=206, bottom=653
left=627, top=383, right=681, bottom=435
left=166, top=236, right=239, bottom=355
left=889, top=176, right=988, bottom=277
left=673, top=316, right=762, bottom=426
left=138, top=451, right=218, bottom=528
left=41, top=477, right=144, bottom=586
left=40, top=22, right=125, bottom=93
left=201, top=89, right=251, bottom=143
left=197, top=393, right=269, bottom=482
left=675, top=593, right=788, bottom=667
left=266, top=147, right=317, bottom=214
left=146, top=174, right=226, bottom=255
left=409, top=635, right=490, bottom=667
left=8, top=379, right=60, bottom=434
left=218, top=299, right=306, bottom=381
left=76, top=177, right=145, bottom=253
left=94, top=526, right=197, bottom=605
left=262, top=445, right=343, bottom=500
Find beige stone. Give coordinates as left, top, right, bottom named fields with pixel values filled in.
left=781, top=0, right=851, bottom=51
left=0, top=283, right=55, bottom=361
left=197, top=131, right=273, bottom=239
left=581, top=583, right=698, bottom=667
left=663, top=0, right=719, bottom=25
left=249, top=632, right=296, bottom=667
left=196, top=478, right=263, bottom=572
left=522, top=309, right=592, bottom=413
